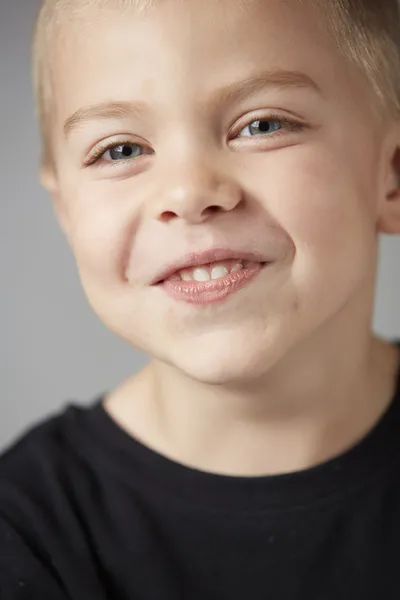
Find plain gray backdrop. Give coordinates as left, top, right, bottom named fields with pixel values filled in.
left=1, top=1, right=399, bottom=452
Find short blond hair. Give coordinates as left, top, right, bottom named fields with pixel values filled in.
left=32, top=0, right=400, bottom=172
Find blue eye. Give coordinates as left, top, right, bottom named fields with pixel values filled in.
left=238, top=118, right=283, bottom=138
left=105, top=143, right=144, bottom=161
left=85, top=140, right=149, bottom=167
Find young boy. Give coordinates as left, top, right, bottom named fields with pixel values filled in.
left=1, top=0, right=400, bottom=597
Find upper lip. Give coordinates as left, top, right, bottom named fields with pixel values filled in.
left=150, top=247, right=269, bottom=285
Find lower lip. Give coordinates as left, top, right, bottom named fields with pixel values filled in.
left=158, top=263, right=268, bottom=305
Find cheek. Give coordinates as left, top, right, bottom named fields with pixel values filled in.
left=245, top=143, right=379, bottom=316
left=64, top=180, right=140, bottom=284
left=263, top=144, right=378, bottom=259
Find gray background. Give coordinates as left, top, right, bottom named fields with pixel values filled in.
left=1, top=1, right=399, bottom=452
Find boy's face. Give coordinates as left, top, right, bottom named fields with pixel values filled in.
left=46, top=0, right=397, bottom=383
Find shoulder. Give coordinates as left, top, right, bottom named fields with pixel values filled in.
left=0, top=407, right=82, bottom=599
left=0, top=401, right=101, bottom=515
left=0, top=399, right=108, bottom=540
left=0, top=406, right=72, bottom=495
left=0, top=406, right=80, bottom=534
left=0, top=401, right=112, bottom=598
left=0, top=511, right=72, bottom=599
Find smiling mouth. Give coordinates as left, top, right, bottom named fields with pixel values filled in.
left=157, top=260, right=269, bottom=305
left=160, top=259, right=266, bottom=283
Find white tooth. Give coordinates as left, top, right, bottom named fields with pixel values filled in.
left=193, top=268, right=211, bottom=282
left=180, top=270, right=193, bottom=281
left=211, top=266, right=229, bottom=280
left=231, top=263, right=244, bottom=273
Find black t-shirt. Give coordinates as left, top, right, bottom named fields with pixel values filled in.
left=1, top=344, right=400, bottom=600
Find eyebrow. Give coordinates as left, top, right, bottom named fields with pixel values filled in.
left=209, top=69, right=321, bottom=109
left=64, top=101, right=148, bottom=138
left=63, top=69, right=321, bottom=137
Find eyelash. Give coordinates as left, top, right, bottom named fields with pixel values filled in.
left=84, top=113, right=306, bottom=168
left=84, top=140, right=151, bottom=169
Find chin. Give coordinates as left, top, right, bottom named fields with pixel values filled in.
left=166, top=330, right=284, bottom=386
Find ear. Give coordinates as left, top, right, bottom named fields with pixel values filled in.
left=40, top=166, right=71, bottom=241
left=377, top=124, right=400, bottom=235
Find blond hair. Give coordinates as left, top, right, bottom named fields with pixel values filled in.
left=32, top=0, right=400, bottom=172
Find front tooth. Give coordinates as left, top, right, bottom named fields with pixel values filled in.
left=180, top=270, right=193, bottom=281
left=211, top=266, right=229, bottom=280
left=231, top=263, right=244, bottom=273
left=193, top=268, right=211, bottom=282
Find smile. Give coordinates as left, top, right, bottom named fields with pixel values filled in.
left=157, top=261, right=269, bottom=305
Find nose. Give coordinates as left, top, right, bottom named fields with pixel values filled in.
left=149, top=157, right=243, bottom=224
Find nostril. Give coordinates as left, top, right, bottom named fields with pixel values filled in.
left=200, top=205, right=223, bottom=218
left=159, top=210, right=178, bottom=223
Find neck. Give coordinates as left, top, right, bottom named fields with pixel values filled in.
left=147, top=338, right=398, bottom=476
left=105, top=308, right=400, bottom=477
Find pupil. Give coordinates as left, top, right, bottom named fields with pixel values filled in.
left=122, top=145, right=134, bottom=156
left=111, top=144, right=141, bottom=160
left=258, top=120, right=271, bottom=132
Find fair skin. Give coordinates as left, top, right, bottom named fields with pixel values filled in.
left=43, top=0, right=400, bottom=476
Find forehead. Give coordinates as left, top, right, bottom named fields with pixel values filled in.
left=53, top=0, right=327, bottom=69
left=50, top=0, right=372, bottom=128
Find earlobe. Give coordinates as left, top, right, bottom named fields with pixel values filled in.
left=377, top=143, right=400, bottom=234
left=40, top=166, right=70, bottom=239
